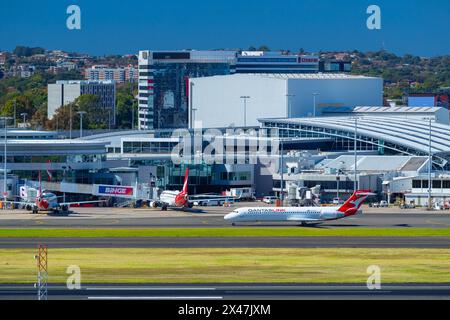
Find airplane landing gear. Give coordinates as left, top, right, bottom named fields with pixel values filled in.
left=162, top=205, right=168, bottom=211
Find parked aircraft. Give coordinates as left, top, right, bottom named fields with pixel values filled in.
left=5, top=172, right=104, bottom=214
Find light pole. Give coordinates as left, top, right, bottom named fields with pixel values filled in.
left=336, top=174, right=340, bottom=201
left=131, top=103, right=135, bottom=130
left=20, top=113, right=27, bottom=127
left=277, top=138, right=286, bottom=204
left=190, top=82, right=195, bottom=129
left=312, top=93, right=320, bottom=117
left=428, top=117, right=432, bottom=210
left=192, top=108, right=198, bottom=128
left=13, top=100, right=16, bottom=128
left=77, top=111, right=87, bottom=138
left=286, top=94, right=295, bottom=118
left=240, top=96, right=250, bottom=127
left=337, top=161, right=345, bottom=201
left=1, top=117, right=12, bottom=208
left=354, top=117, right=358, bottom=192
left=69, top=105, right=73, bottom=140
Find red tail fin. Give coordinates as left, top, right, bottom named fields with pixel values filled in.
left=181, top=168, right=189, bottom=195
left=338, top=190, right=373, bottom=216
left=38, top=171, right=42, bottom=197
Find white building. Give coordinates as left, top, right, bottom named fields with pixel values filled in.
left=189, top=73, right=383, bottom=128
left=47, top=80, right=116, bottom=125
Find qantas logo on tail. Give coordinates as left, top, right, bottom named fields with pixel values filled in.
left=338, top=190, right=373, bottom=216
left=181, top=168, right=189, bottom=196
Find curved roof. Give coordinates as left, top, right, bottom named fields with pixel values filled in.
left=259, top=116, right=450, bottom=155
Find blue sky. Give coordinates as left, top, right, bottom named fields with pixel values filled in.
left=0, top=0, right=448, bottom=56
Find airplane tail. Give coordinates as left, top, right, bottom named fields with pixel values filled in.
left=181, top=168, right=189, bottom=195
left=38, top=171, right=42, bottom=197
left=338, top=190, right=373, bottom=216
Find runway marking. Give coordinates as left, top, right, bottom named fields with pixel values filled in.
left=425, top=219, right=450, bottom=227
left=88, top=296, right=223, bottom=300
left=86, top=287, right=216, bottom=291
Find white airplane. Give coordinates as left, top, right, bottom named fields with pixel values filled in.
left=5, top=172, right=105, bottom=214
left=150, top=168, right=192, bottom=211
left=150, top=168, right=236, bottom=211
left=224, top=189, right=374, bottom=226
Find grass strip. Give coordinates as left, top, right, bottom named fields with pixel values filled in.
left=1, top=248, right=449, bottom=284
left=0, top=227, right=450, bottom=238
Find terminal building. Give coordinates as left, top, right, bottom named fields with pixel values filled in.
left=189, top=73, right=383, bottom=128
left=9, top=103, right=450, bottom=206
left=0, top=129, right=113, bottom=201
left=260, top=109, right=450, bottom=206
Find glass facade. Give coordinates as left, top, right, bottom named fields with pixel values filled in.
left=151, top=62, right=232, bottom=129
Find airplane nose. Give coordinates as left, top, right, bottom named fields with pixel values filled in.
left=224, top=212, right=236, bottom=220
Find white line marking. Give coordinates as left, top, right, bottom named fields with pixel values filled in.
left=88, top=296, right=223, bottom=300
left=85, top=287, right=216, bottom=291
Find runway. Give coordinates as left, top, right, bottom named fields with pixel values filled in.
left=1, top=284, right=449, bottom=300
left=1, top=236, right=449, bottom=248
left=1, top=209, right=450, bottom=229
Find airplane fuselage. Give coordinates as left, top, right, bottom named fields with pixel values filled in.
left=159, top=190, right=188, bottom=208
left=224, top=206, right=352, bottom=223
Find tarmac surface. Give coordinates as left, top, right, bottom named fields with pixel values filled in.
left=1, top=206, right=449, bottom=300
left=0, top=205, right=449, bottom=229
left=1, top=236, right=450, bottom=249
left=1, top=284, right=449, bottom=300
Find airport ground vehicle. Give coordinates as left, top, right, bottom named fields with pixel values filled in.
left=400, top=203, right=416, bottom=209
left=224, top=190, right=374, bottom=225
left=263, top=196, right=278, bottom=204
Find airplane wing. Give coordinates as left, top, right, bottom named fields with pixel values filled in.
left=59, top=200, right=106, bottom=206
left=286, top=216, right=321, bottom=222
left=1, top=200, right=33, bottom=206
left=189, top=195, right=236, bottom=202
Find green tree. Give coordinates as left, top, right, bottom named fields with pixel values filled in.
left=116, top=83, right=137, bottom=129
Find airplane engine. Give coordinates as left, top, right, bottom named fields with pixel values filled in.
left=149, top=201, right=158, bottom=208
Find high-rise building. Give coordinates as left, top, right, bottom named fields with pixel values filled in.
left=138, top=50, right=236, bottom=130
left=47, top=80, right=116, bottom=125
left=235, top=51, right=319, bottom=74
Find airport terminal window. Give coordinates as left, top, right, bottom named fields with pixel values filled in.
left=67, top=154, right=104, bottom=164
left=422, top=180, right=429, bottom=188
left=443, top=181, right=450, bottom=189
left=433, top=180, right=442, bottom=189
left=412, top=180, right=421, bottom=188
